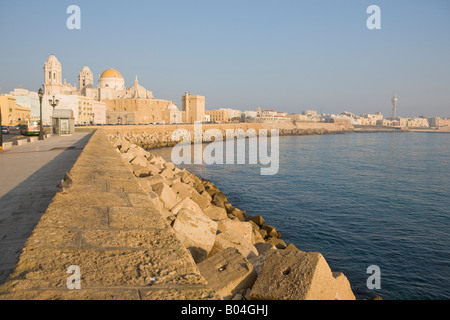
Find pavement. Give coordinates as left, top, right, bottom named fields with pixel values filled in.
left=0, top=129, right=216, bottom=299
left=0, top=132, right=93, bottom=285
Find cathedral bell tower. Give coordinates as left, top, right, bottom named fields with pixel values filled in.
left=43, top=54, right=63, bottom=96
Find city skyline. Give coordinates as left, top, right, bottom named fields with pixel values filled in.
left=1, top=0, right=449, bottom=117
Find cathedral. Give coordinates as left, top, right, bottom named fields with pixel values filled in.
left=43, top=54, right=182, bottom=125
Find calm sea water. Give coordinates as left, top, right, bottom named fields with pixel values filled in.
left=152, top=132, right=450, bottom=300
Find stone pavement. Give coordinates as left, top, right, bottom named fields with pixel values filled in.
left=0, top=132, right=92, bottom=285
left=0, top=129, right=216, bottom=299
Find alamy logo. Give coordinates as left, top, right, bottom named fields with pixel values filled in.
left=66, top=5, right=81, bottom=30
left=171, top=123, right=279, bottom=176
left=366, top=265, right=381, bottom=290
left=66, top=265, right=81, bottom=289
left=367, top=5, right=381, bottom=30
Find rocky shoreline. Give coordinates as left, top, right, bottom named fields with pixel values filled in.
left=107, top=131, right=357, bottom=300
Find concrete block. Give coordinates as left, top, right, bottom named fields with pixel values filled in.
left=204, top=205, right=228, bottom=221
left=197, top=248, right=257, bottom=300
left=217, top=220, right=253, bottom=243
left=152, top=182, right=178, bottom=210
left=28, top=137, right=38, bottom=143
left=170, top=197, right=204, bottom=217
left=249, top=216, right=265, bottom=227
left=190, top=190, right=211, bottom=211
left=209, top=231, right=258, bottom=260
left=333, top=272, right=356, bottom=300
left=172, top=208, right=218, bottom=263
left=250, top=250, right=355, bottom=300
left=248, top=243, right=277, bottom=275
left=266, top=237, right=287, bottom=249
left=171, top=181, right=195, bottom=200
left=2, top=142, right=13, bottom=150
left=15, top=139, right=28, bottom=146
left=130, top=155, right=149, bottom=167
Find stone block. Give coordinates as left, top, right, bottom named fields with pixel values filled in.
left=200, top=190, right=213, bottom=202
left=149, top=155, right=166, bottom=168
left=230, top=208, right=247, bottom=221
left=15, top=139, right=27, bottom=146
left=217, top=220, right=253, bottom=243
left=251, top=228, right=265, bottom=244
left=333, top=272, right=356, bottom=300
left=254, top=242, right=276, bottom=256
left=197, top=248, right=257, bottom=300
left=209, top=231, right=258, bottom=260
left=120, top=152, right=134, bottom=162
left=258, top=229, right=268, bottom=239
left=146, top=163, right=161, bottom=176
left=2, top=142, right=13, bottom=150
left=266, top=237, right=287, bottom=249
left=152, top=182, right=178, bottom=210
left=261, top=224, right=278, bottom=238
left=142, top=174, right=168, bottom=186
left=170, top=197, right=204, bottom=217
left=171, top=182, right=196, bottom=200
left=160, top=168, right=175, bottom=179
left=119, top=140, right=131, bottom=153
left=250, top=250, right=353, bottom=300
left=204, top=205, right=228, bottom=221
left=249, top=216, right=265, bottom=227
left=190, top=191, right=211, bottom=211
left=284, top=243, right=300, bottom=251
left=172, top=208, right=218, bottom=263
left=248, top=243, right=277, bottom=275
left=130, top=155, right=149, bottom=167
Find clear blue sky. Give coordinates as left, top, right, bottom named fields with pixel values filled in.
left=1, top=0, right=449, bottom=117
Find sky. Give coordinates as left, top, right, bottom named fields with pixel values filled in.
left=0, top=0, right=449, bottom=117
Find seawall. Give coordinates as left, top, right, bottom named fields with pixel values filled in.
left=0, top=122, right=357, bottom=300
left=0, top=129, right=217, bottom=300
left=101, top=122, right=353, bottom=149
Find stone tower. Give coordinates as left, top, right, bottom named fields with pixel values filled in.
left=43, top=54, right=62, bottom=96
left=79, top=65, right=94, bottom=92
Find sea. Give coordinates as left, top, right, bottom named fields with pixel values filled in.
left=151, top=132, right=450, bottom=300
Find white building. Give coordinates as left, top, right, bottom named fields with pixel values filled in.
left=9, top=88, right=40, bottom=119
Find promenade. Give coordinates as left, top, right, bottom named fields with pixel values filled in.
left=0, top=130, right=216, bottom=299
left=0, top=132, right=92, bottom=285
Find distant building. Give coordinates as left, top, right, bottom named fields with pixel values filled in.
left=429, top=117, right=450, bottom=128
left=39, top=54, right=177, bottom=125
left=9, top=88, right=40, bottom=119
left=206, top=109, right=230, bottom=123
left=302, top=110, right=318, bottom=116
left=256, top=109, right=290, bottom=123
left=92, top=101, right=107, bottom=124
left=0, top=94, right=31, bottom=126
left=287, top=114, right=313, bottom=122
left=182, top=92, right=205, bottom=123
left=243, top=110, right=258, bottom=119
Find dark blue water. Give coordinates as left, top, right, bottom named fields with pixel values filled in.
left=153, top=132, right=450, bottom=300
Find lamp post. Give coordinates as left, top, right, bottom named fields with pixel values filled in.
left=38, top=88, right=44, bottom=140
left=49, top=95, right=59, bottom=133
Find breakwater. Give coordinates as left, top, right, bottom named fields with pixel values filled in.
left=0, top=122, right=356, bottom=300
left=101, top=122, right=353, bottom=150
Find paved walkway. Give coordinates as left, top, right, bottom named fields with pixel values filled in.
left=0, top=132, right=92, bottom=284
left=0, top=130, right=216, bottom=299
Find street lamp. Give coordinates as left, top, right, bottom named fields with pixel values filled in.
left=38, top=88, right=44, bottom=140
left=49, top=95, right=59, bottom=114
left=49, top=95, right=59, bottom=133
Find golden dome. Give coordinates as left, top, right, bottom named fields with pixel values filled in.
left=100, top=68, right=123, bottom=79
